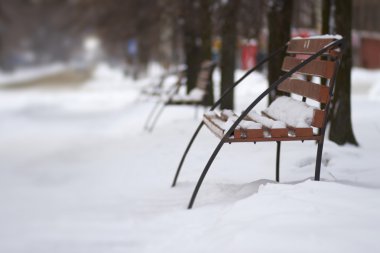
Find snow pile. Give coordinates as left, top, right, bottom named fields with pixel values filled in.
left=223, top=117, right=262, bottom=131
left=248, top=111, right=287, bottom=129
left=218, top=109, right=262, bottom=130
left=264, top=96, right=316, bottom=128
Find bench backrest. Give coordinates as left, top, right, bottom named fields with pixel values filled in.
left=278, top=36, right=342, bottom=130
left=195, top=60, right=216, bottom=91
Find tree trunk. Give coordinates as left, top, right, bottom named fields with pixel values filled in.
left=267, top=0, right=293, bottom=104
left=199, top=0, right=214, bottom=105
left=328, top=0, right=358, bottom=145
left=322, top=0, right=331, bottom=34
left=181, top=0, right=201, bottom=93
left=220, top=0, right=240, bottom=110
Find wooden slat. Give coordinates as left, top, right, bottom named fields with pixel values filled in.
left=293, top=127, right=313, bottom=137
left=204, top=108, right=321, bottom=141
left=278, top=78, right=330, bottom=103
left=196, top=70, right=211, bottom=90
left=282, top=56, right=335, bottom=79
left=270, top=128, right=289, bottom=138
left=311, top=109, right=325, bottom=128
left=203, top=114, right=224, bottom=139
left=219, top=110, right=264, bottom=139
left=196, top=60, right=215, bottom=90
left=287, top=38, right=336, bottom=54
left=245, top=113, right=289, bottom=138
left=234, top=128, right=264, bottom=139
left=224, top=135, right=322, bottom=143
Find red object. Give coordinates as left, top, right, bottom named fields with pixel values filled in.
left=241, top=40, right=257, bottom=70
left=292, top=31, right=310, bottom=38
left=361, top=36, right=380, bottom=69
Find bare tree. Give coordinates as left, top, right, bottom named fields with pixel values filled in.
left=267, top=0, right=293, bottom=104
left=181, top=0, right=213, bottom=99
left=199, top=0, right=214, bottom=105
left=328, top=0, right=358, bottom=145
left=220, top=0, right=240, bottom=110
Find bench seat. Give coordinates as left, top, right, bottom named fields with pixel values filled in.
left=203, top=110, right=321, bottom=143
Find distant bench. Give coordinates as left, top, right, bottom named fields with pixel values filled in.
left=144, top=60, right=216, bottom=132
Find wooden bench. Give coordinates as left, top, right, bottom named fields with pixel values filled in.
left=171, top=35, right=345, bottom=209
left=140, top=67, right=187, bottom=98
left=144, top=60, right=216, bottom=132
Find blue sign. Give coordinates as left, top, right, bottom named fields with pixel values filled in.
left=127, top=39, right=138, bottom=56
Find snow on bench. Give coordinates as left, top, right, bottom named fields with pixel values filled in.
left=263, top=96, right=316, bottom=128
left=204, top=110, right=263, bottom=139
left=203, top=95, right=321, bottom=140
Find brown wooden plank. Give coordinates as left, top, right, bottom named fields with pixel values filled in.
left=196, top=60, right=215, bottom=90
left=203, top=115, right=224, bottom=139
left=245, top=113, right=289, bottom=138
left=293, top=127, right=313, bottom=137
left=277, top=78, right=330, bottom=103
left=311, top=109, right=326, bottom=128
left=269, top=128, right=289, bottom=138
left=234, top=128, right=264, bottom=139
left=287, top=38, right=336, bottom=54
left=282, top=56, right=335, bottom=79
left=218, top=110, right=265, bottom=140
left=224, top=135, right=322, bottom=143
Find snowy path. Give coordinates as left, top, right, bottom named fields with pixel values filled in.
left=0, top=65, right=380, bottom=252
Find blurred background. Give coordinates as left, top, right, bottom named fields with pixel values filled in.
left=0, top=0, right=379, bottom=74
left=0, top=0, right=378, bottom=145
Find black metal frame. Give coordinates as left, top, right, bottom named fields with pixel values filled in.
left=172, top=38, right=344, bottom=209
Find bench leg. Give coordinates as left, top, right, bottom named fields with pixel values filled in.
left=172, top=122, right=205, bottom=187
left=276, top=141, right=281, bottom=182
left=315, top=141, right=324, bottom=181
left=144, top=100, right=163, bottom=131
left=188, top=141, right=224, bottom=209
left=147, top=103, right=167, bottom=132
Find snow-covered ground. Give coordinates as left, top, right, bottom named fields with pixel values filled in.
left=0, top=64, right=380, bottom=253
left=0, top=64, right=67, bottom=86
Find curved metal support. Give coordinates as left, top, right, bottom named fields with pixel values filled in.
left=315, top=141, right=324, bottom=180
left=172, top=121, right=205, bottom=187
left=144, top=100, right=164, bottom=131
left=313, top=40, right=344, bottom=180
left=276, top=141, right=281, bottom=182
left=144, top=77, right=183, bottom=132
left=147, top=102, right=167, bottom=132
left=188, top=140, right=225, bottom=209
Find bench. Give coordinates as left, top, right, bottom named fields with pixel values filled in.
left=144, top=60, right=216, bottom=132
left=140, top=67, right=187, bottom=98
left=171, top=35, right=345, bottom=209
